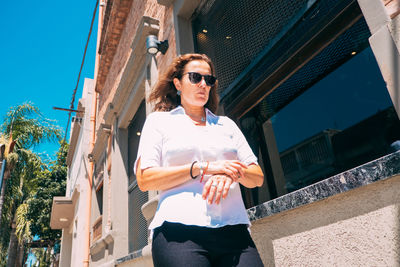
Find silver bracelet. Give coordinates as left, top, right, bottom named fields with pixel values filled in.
left=199, top=161, right=204, bottom=178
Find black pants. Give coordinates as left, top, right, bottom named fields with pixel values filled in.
left=152, top=222, right=264, bottom=267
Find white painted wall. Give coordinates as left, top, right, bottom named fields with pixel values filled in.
left=59, top=78, right=94, bottom=267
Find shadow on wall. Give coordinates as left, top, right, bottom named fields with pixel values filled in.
left=390, top=23, right=399, bottom=116
left=91, top=247, right=106, bottom=262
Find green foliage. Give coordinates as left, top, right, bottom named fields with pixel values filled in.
left=31, top=247, right=51, bottom=267
left=16, top=203, right=32, bottom=243
left=0, top=102, right=61, bottom=149
left=0, top=174, right=20, bottom=264
left=0, top=147, right=47, bottom=263
left=5, top=152, right=18, bottom=169
left=27, top=143, right=68, bottom=241
left=0, top=102, right=63, bottom=265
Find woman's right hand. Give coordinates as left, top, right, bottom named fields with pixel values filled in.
left=202, top=174, right=233, bottom=204
left=206, top=160, right=247, bottom=181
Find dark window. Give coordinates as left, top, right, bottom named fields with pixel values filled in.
left=96, top=184, right=103, bottom=215
left=94, top=156, right=105, bottom=215
left=128, top=100, right=147, bottom=185
left=259, top=46, right=399, bottom=193
left=127, top=100, right=148, bottom=252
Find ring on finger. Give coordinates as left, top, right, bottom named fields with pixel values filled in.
left=211, top=182, right=218, bottom=187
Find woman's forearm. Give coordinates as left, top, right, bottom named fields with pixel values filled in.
left=136, top=158, right=202, bottom=191
left=137, top=158, right=264, bottom=191
left=238, top=164, right=264, bottom=188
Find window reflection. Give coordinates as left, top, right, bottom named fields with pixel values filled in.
left=242, top=47, right=400, bottom=203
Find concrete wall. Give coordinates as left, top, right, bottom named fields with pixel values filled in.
left=67, top=79, right=93, bottom=198
left=59, top=229, right=72, bottom=267
left=358, top=0, right=400, bottom=117
left=89, top=123, right=130, bottom=266
left=250, top=174, right=400, bottom=266
left=59, top=79, right=94, bottom=267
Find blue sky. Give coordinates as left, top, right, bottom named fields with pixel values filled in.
left=1, top=1, right=98, bottom=158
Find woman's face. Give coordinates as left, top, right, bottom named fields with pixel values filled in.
left=173, top=60, right=212, bottom=109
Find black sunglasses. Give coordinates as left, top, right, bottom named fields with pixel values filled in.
left=183, top=72, right=217, bottom=86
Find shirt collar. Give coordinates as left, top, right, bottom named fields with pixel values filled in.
left=170, top=105, right=217, bottom=118
left=170, top=105, right=185, bottom=114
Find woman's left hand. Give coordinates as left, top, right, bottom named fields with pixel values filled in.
left=202, top=175, right=233, bottom=205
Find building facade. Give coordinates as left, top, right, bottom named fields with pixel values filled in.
left=51, top=0, right=400, bottom=266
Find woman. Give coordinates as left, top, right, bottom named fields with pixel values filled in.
left=135, top=53, right=264, bottom=266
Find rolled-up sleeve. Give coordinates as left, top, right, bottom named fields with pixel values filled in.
left=134, top=112, right=163, bottom=174
left=228, top=118, right=258, bottom=166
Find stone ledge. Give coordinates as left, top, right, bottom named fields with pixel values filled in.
left=141, top=195, right=159, bottom=221
left=89, top=230, right=115, bottom=255
left=248, top=151, right=400, bottom=221
left=103, top=231, right=115, bottom=245
left=90, top=239, right=106, bottom=255
left=115, top=243, right=152, bottom=265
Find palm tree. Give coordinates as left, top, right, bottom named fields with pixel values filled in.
left=0, top=102, right=61, bottom=266
left=31, top=246, right=51, bottom=267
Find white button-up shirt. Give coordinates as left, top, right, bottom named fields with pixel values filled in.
left=135, top=106, right=258, bottom=231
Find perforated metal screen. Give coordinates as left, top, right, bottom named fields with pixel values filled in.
left=127, top=100, right=148, bottom=252
left=259, top=17, right=371, bottom=120
left=192, top=0, right=310, bottom=94
left=128, top=185, right=148, bottom=252
left=193, top=0, right=370, bottom=122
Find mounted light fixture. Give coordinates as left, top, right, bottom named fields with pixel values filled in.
left=146, top=35, right=169, bottom=55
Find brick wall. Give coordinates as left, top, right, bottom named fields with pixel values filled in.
left=158, top=5, right=176, bottom=73
left=97, top=0, right=134, bottom=101
left=97, top=0, right=176, bottom=125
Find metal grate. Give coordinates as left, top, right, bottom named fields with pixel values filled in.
left=259, top=16, right=371, bottom=120
left=193, top=0, right=369, bottom=121
left=192, top=0, right=310, bottom=94
left=128, top=185, right=148, bottom=252
left=127, top=100, right=148, bottom=252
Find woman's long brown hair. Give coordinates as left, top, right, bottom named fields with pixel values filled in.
left=149, top=53, right=219, bottom=113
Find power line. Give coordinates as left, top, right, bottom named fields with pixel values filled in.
left=63, top=0, right=99, bottom=143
